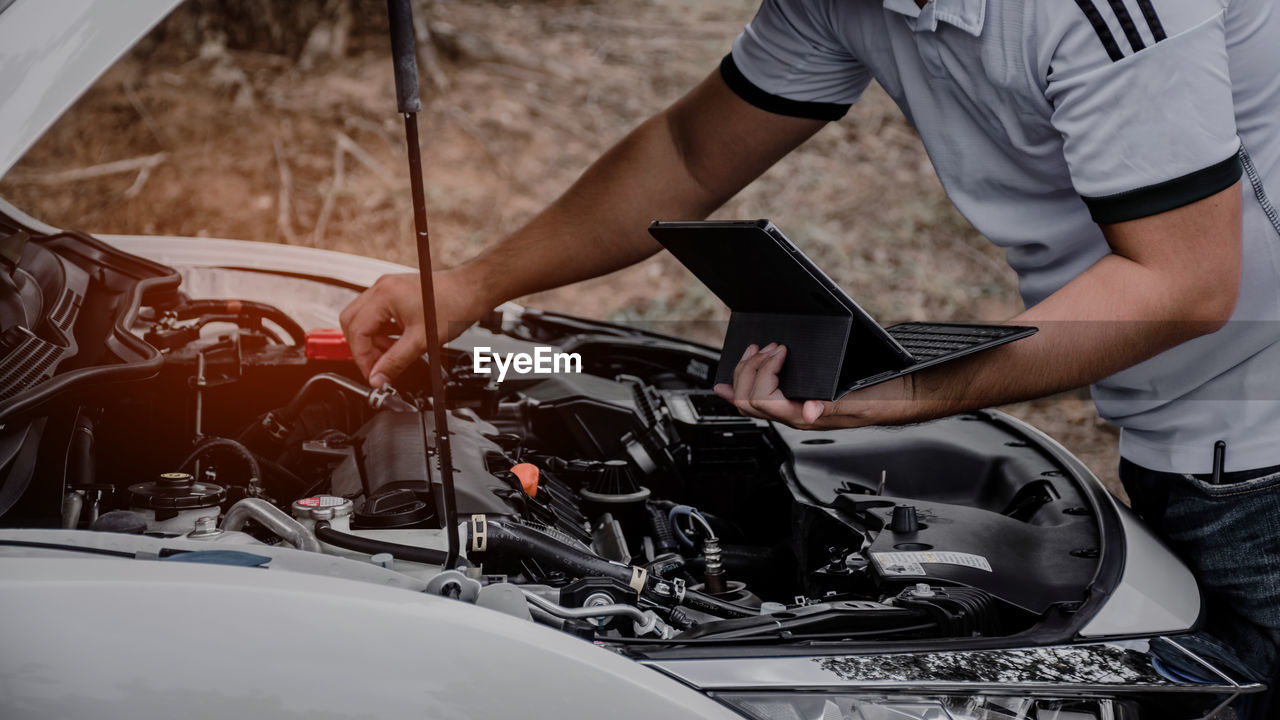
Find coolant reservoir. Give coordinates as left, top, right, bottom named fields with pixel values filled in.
left=128, top=472, right=226, bottom=534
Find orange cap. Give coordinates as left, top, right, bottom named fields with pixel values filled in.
left=511, top=463, right=539, bottom=498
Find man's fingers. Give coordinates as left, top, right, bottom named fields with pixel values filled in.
left=802, top=399, right=829, bottom=425
left=748, top=345, right=787, bottom=401
left=733, top=351, right=767, bottom=418
left=713, top=383, right=734, bottom=401
left=368, top=330, right=425, bottom=388
left=343, top=304, right=392, bottom=380
left=730, top=344, right=760, bottom=391
left=733, top=344, right=783, bottom=418
left=746, top=347, right=806, bottom=423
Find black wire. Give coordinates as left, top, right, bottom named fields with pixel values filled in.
left=179, top=437, right=262, bottom=485
left=0, top=539, right=141, bottom=559
left=600, top=622, right=940, bottom=646
left=314, top=521, right=471, bottom=568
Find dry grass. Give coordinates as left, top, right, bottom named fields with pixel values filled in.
left=0, top=0, right=1122, bottom=496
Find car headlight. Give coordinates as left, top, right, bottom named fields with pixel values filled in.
left=715, top=693, right=1130, bottom=720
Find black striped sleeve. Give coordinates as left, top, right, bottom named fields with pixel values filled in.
left=1104, top=0, right=1146, bottom=52
left=1071, top=0, right=1124, bottom=61
left=1081, top=152, right=1243, bottom=224
left=1134, top=0, right=1168, bottom=41
left=1073, top=0, right=1172, bottom=61
left=719, top=54, right=851, bottom=122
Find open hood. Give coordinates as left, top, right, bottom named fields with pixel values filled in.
left=0, top=0, right=182, bottom=180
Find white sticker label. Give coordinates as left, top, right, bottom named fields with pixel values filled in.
left=872, top=551, right=992, bottom=574
left=878, top=560, right=925, bottom=576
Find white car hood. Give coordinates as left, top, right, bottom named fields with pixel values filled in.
left=0, top=0, right=182, bottom=180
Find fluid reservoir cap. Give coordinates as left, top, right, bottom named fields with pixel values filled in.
left=305, top=328, right=354, bottom=361
left=292, top=495, right=354, bottom=521
left=129, top=473, right=226, bottom=510
left=353, top=488, right=433, bottom=529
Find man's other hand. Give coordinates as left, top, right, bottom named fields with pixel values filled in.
left=713, top=343, right=918, bottom=430
left=339, top=270, right=485, bottom=387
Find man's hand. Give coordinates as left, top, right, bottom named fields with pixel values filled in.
left=339, top=269, right=487, bottom=387
left=713, top=343, right=917, bottom=430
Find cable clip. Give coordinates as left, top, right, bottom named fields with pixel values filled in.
left=470, top=514, right=487, bottom=553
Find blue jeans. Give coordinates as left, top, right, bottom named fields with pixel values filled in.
left=1120, top=459, right=1280, bottom=718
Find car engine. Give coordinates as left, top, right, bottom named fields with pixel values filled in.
left=0, top=231, right=1114, bottom=646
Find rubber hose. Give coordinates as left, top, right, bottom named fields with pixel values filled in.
left=315, top=521, right=470, bottom=568
left=473, top=518, right=756, bottom=619
left=175, top=299, right=307, bottom=345
left=277, top=372, right=373, bottom=423
left=667, top=607, right=702, bottom=631
left=647, top=503, right=678, bottom=555
left=471, top=517, right=640, bottom=588
left=680, top=588, right=757, bottom=619
left=222, top=498, right=320, bottom=552
left=67, top=411, right=95, bottom=488
left=179, top=437, right=262, bottom=484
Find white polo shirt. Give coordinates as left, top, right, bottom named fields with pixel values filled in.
left=722, top=0, right=1280, bottom=474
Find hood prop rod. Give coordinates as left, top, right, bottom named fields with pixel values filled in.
left=385, top=0, right=459, bottom=569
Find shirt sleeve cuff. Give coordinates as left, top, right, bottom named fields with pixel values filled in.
left=719, top=54, right=851, bottom=122
left=1081, top=151, right=1243, bottom=224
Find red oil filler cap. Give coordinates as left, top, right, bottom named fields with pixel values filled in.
left=305, top=328, right=354, bottom=361
left=511, top=463, right=539, bottom=498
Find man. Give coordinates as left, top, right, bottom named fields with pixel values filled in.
left=341, top=0, right=1280, bottom=709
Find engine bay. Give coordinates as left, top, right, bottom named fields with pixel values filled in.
left=0, top=231, right=1114, bottom=647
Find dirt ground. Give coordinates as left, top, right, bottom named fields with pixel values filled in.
left=0, top=0, right=1123, bottom=497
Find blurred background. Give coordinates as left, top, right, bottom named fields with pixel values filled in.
left=0, top=0, right=1122, bottom=495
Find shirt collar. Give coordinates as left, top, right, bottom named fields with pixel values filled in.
left=882, top=0, right=986, bottom=36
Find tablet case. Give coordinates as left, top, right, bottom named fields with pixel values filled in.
left=650, top=219, right=911, bottom=401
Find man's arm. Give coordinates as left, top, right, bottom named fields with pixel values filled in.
left=719, top=181, right=1244, bottom=427
left=340, top=70, right=826, bottom=385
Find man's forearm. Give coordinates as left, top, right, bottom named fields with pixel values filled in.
left=456, top=112, right=721, bottom=308
left=905, top=255, right=1229, bottom=422
left=452, top=71, right=827, bottom=310
left=902, top=185, right=1243, bottom=424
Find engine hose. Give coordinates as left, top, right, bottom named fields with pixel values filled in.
left=666, top=607, right=702, bottom=631
left=223, top=498, right=320, bottom=552
left=680, top=588, right=757, bottom=619
left=179, top=437, right=262, bottom=485
left=646, top=503, right=678, bottom=555
left=175, top=299, right=307, bottom=345
left=66, top=410, right=95, bottom=487
left=314, top=521, right=470, bottom=568
left=469, top=517, right=759, bottom=619
left=470, top=517, right=640, bottom=588
left=278, top=373, right=373, bottom=422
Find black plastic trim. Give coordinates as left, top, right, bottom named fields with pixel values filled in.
left=718, top=54, right=850, bottom=122
left=1083, top=152, right=1243, bottom=224
left=0, top=230, right=180, bottom=423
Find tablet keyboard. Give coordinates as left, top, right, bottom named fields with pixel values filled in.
left=887, top=323, right=1027, bottom=360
